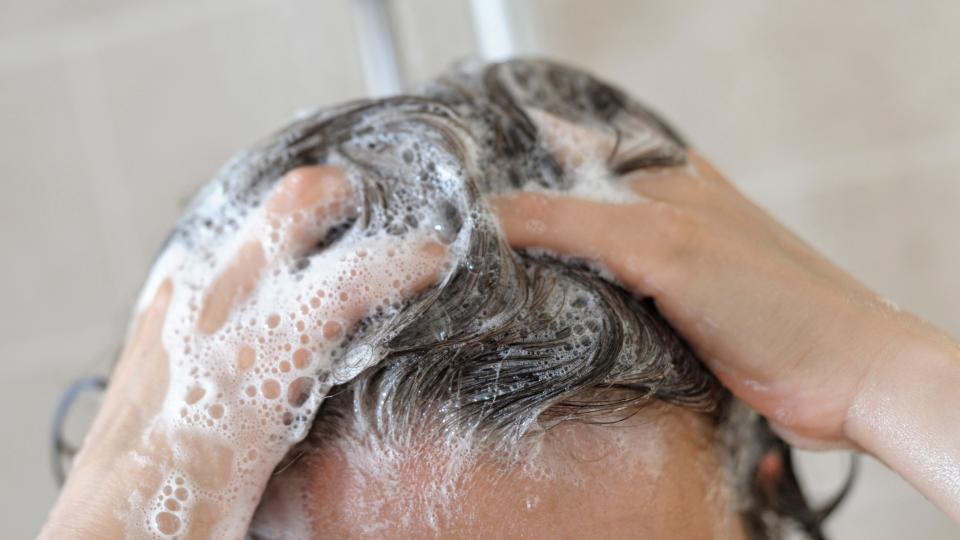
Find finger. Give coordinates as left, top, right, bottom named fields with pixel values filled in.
left=621, top=166, right=702, bottom=205
left=322, top=240, right=448, bottom=329
left=250, top=239, right=447, bottom=384
left=198, top=167, right=353, bottom=334
left=198, top=241, right=266, bottom=334
left=621, top=147, right=743, bottom=205
left=488, top=192, right=633, bottom=256
left=264, top=165, right=353, bottom=257
left=488, top=192, right=674, bottom=294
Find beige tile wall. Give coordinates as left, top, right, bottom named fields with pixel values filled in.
left=1, top=0, right=957, bottom=537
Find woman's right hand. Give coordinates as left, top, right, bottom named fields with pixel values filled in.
left=490, top=152, right=960, bottom=521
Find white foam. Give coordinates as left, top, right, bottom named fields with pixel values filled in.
left=118, top=148, right=473, bottom=537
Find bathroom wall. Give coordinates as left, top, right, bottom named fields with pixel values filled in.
left=1, top=0, right=957, bottom=537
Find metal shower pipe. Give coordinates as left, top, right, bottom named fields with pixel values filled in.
left=352, top=0, right=515, bottom=96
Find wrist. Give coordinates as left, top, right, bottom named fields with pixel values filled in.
left=843, top=322, right=960, bottom=519
left=844, top=321, right=958, bottom=448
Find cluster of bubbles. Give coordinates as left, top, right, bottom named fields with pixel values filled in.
left=129, top=112, right=479, bottom=538
left=148, top=476, right=190, bottom=536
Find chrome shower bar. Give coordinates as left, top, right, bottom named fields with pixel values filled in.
left=352, top=0, right=516, bottom=96
left=353, top=0, right=404, bottom=96
left=469, top=0, right=514, bottom=60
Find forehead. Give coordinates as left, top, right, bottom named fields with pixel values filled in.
left=284, top=404, right=743, bottom=539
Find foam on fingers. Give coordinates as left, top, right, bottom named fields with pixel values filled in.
left=265, top=166, right=353, bottom=256
left=196, top=167, right=350, bottom=335
left=113, top=150, right=466, bottom=537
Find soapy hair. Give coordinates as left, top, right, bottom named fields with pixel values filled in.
left=239, top=59, right=847, bottom=539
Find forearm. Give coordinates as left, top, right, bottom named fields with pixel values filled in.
left=846, top=326, right=960, bottom=523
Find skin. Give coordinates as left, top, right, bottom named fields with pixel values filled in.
left=40, top=137, right=960, bottom=535
left=293, top=405, right=746, bottom=539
